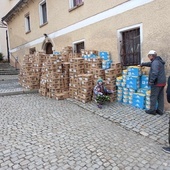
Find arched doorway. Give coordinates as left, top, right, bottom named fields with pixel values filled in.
left=46, top=42, right=53, bottom=54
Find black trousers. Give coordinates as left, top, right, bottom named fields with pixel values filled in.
left=150, top=85, right=164, bottom=111
left=168, top=117, right=170, bottom=145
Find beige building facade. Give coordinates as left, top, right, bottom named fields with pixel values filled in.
left=2, top=0, right=170, bottom=70
left=0, top=0, right=19, bottom=59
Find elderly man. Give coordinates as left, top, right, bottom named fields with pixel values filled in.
left=140, top=50, right=166, bottom=115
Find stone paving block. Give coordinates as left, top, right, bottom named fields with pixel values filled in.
left=0, top=94, right=170, bottom=169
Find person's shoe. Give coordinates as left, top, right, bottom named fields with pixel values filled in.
left=162, top=147, right=170, bottom=154
left=97, top=104, right=102, bottom=109
left=145, top=110, right=157, bottom=115
left=156, top=109, right=164, bottom=115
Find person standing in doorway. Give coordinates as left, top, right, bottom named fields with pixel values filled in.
left=162, top=76, right=170, bottom=153
left=140, top=50, right=166, bottom=115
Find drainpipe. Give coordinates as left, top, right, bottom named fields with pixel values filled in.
left=6, top=30, right=10, bottom=63
left=2, top=20, right=10, bottom=63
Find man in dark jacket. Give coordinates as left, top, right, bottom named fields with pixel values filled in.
left=140, top=50, right=166, bottom=115
left=162, top=76, right=170, bottom=154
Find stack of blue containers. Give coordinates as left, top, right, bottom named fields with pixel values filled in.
left=116, top=66, right=151, bottom=109
left=82, top=53, right=98, bottom=59
left=98, top=51, right=112, bottom=70
left=82, top=51, right=112, bottom=70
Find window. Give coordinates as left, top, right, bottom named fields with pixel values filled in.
left=39, top=0, right=47, bottom=26
left=74, top=41, right=84, bottom=53
left=25, top=13, right=31, bottom=33
left=120, top=28, right=140, bottom=66
left=73, top=0, right=82, bottom=7
left=118, top=25, right=142, bottom=66
left=29, top=47, right=36, bottom=54
left=69, top=0, right=83, bottom=9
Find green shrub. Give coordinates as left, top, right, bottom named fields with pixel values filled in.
left=0, top=53, right=4, bottom=61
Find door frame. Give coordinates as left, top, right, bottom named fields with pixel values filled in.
left=117, top=23, right=143, bottom=64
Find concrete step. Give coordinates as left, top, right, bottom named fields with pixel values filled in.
left=0, top=72, right=19, bottom=75
left=0, top=63, right=20, bottom=75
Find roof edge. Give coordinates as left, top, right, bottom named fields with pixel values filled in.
left=2, top=0, right=29, bottom=23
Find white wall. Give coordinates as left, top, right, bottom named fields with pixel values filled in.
left=0, top=0, right=19, bottom=59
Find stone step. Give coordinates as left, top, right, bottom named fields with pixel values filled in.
left=0, top=68, right=19, bottom=71
left=0, top=72, right=19, bottom=75
left=0, top=63, right=20, bottom=75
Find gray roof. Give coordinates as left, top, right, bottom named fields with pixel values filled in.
left=2, top=0, right=29, bottom=22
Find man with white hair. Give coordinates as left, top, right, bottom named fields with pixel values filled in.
left=140, top=50, right=166, bottom=115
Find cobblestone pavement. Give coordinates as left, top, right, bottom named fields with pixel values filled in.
left=0, top=79, right=27, bottom=93
left=0, top=76, right=36, bottom=95
left=68, top=99, right=170, bottom=145
left=0, top=75, right=18, bottom=81
left=0, top=94, right=170, bottom=170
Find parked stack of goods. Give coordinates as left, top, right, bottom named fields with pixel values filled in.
left=19, top=52, right=46, bottom=89
left=92, top=67, right=105, bottom=84
left=82, top=50, right=98, bottom=59
left=99, top=51, right=112, bottom=70
left=61, top=46, right=73, bottom=62
left=116, top=66, right=151, bottom=109
left=105, top=68, right=117, bottom=102
left=39, top=54, right=69, bottom=100
left=69, top=58, right=85, bottom=99
left=19, top=47, right=124, bottom=104
left=82, top=50, right=112, bottom=70
left=77, top=74, right=94, bottom=103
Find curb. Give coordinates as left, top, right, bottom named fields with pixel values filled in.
left=0, top=79, right=18, bottom=82
left=0, top=89, right=39, bottom=97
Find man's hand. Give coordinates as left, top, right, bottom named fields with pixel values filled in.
left=149, top=82, right=154, bottom=85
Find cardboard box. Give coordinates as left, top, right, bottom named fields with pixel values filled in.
left=91, top=63, right=102, bottom=68
left=92, top=58, right=102, bottom=63
left=115, top=69, right=122, bottom=76
left=56, top=93, right=65, bottom=100
left=92, top=69, right=105, bottom=75
left=78, top=74, right=93, bottom=81
left=111, top=63, right=122, bottom=69
left=72, top=58, right=84, bottom=64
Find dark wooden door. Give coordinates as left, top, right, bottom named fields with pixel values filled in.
left=120, top=28, right=140, bottom=66
left=46, top=43, right=53, bottom=54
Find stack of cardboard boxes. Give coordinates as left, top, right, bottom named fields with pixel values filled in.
left=19, top=52, right=46, bottom=89
left=19, top=48, right=124, bottom=104
left=87, top=58, right=104, bottom=83
left=77, top=74, right=94, bottom=103
left=69, top=58, right=85, bottom=99
left=39, top=54, right=70, bottom=100
left=104, top=63, right=122, bottom=102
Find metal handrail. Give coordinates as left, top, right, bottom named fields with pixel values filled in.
left=10, top=53, right=20, bottom=70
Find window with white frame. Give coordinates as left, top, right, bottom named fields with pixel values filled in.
left=74, top=41, right=84, bottom=53
left=39, top=0, right=47, bottom=25
left=25, top=13, right=31, bottom=33
left=29, top=47, right=36, bottom=54
left=117, top=24, right=143, bottom=66
left=69, top=0, right=83, bottom=9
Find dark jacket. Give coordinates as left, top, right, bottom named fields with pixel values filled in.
left=167, top=76, right=170, bottom=103
left=141, top=56, right=166, bottom=86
